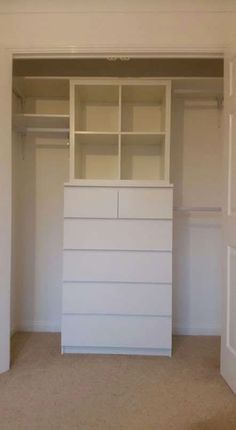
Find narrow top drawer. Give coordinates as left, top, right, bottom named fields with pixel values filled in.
left=119, top=188, right=173, bottom=219
left=64, top=187, right=118, bottom=218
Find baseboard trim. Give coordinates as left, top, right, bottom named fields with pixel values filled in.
left=15, top=320, right=61, bottom=333
left=13, top=321, right=221, bottom=336
left=173, top=324, right=221, bottom=336
left=62, top=345, right=172, bottom=356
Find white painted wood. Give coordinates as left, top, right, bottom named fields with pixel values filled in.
left=64, top=186, right=118, bottom=218
left=70, top=78, right=171, bottom=181
left=13, top=113, right=70, bottom=132
left=0, top=49, right=11, bottom=373
left=62, top=314, right=172, bottom=349
left=70, top=80, right=75, bottom=181
left=62, top=346, right=171, bottom=356
left=62, top=282, right=172, bottom=315
left=64, top=218, right=172, bottom=251
left=119, top=188, right=173, bottom=219
left=63, top=250, right=172, bottom=283
left=221, top=52, right=236, bottom=393
left=64, top=180, right=171, bottom=187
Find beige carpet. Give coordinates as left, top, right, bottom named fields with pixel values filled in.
left=0, top=334, right=235, bottom=430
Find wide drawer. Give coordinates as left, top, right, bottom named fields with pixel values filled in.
left=64, top=219, right=172, bottom=251
left=63, top=250, right=172, bottom=283
left=64, top=186, right=118, bottom=218
left=61, top=314, right=172, bottom=349
left=119, top=188, right=173, bottom=219
left=62, top=282, right=172, bottom=315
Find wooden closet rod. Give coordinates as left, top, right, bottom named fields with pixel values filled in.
left=174, top=206, right=222, bottom=213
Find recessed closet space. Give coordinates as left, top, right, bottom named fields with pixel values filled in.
left=12, top=77, right=70, bottom=331
left=11, top=58, right=223, bottom=345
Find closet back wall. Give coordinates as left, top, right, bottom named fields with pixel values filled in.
left=12, top=133, right=69, bottom=332
left=12, top=87, right=222, bottom=336
left=171, top=95, right=222, bottom=335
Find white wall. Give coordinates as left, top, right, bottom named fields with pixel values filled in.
left=12, top=136, right=69, bottom=332
left=171, top=96, right=223, bottom=335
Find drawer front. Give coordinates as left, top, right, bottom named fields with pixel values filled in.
left=63, top=250, right=172, bottom=283
left=62, top=283, right=172, bottom=316
left=119, top=188, right=173, bottom=219
left=64, top=219, right=172, bottom=251
left=64, top=187, right=118, bottom=218
left=62, top=315, right=172, bottom=349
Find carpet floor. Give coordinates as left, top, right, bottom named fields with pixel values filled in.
left=0, top=333, right=235, bottom=430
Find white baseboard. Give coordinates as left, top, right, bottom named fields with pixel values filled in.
left=13, top=320, right=220, bottom=336
left=173, top=324, right=221, bottom=336
left=62, top=346, right=171, bottom=356
left=15, top=320, right=61, bottom=333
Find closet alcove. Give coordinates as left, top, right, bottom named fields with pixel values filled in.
left=11, top=58, right=223, bottom=353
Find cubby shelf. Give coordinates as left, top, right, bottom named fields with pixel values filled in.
left=71, top=79, right=171, bottom=182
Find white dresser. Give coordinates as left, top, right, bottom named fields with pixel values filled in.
left=62, top=183, right=173, bottom=355
left=62, top=77, right=173, bottom=356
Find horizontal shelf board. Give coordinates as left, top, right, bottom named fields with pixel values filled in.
left=62, top=313, right=171, bottom=317
left=74, top=131, right=166, bottom=136
left=64, top=180, right=173, bottom=187
left=13, top=114, right=70, bottom=131
left=121, top=131, right=166, bottom=135
left=22, top=127, right=69, bottom=135
left=74, top=131, right=119, bottom=135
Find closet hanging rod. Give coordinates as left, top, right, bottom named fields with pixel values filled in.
left=174, top=206, right=222, bottom=213
left=173, top=89, right=223, bottom=98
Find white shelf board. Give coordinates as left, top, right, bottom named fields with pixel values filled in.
left=121, top=132, right=166, bottom=135
left=13, top=113, right=70, bottom=132
left=64, top=180, right=173, bottom=188
left=74, top=131, right=119, bottom=135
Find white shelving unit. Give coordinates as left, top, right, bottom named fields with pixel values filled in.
left=13, top=77, right=70, bottom=137
left=62, top=78, right=173, bottom=356
left=70, top=79, right=171, bottom=182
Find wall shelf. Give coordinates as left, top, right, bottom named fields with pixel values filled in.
left=13, top=113, right=70, bottom=133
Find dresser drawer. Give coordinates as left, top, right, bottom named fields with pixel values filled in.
left=64, top=186, right=118, bottom=218
left=62, top=282, right=172, bottom=315
left=64, top=219, right=172, bottom=251
left=62, top=315, right=172, bottom=349
left=119, top=188, right=173, bottom=219
left=63, top=250, right=172, bottom=283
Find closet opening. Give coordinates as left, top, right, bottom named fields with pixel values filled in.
left=11, top=57, right=223, bottom=353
